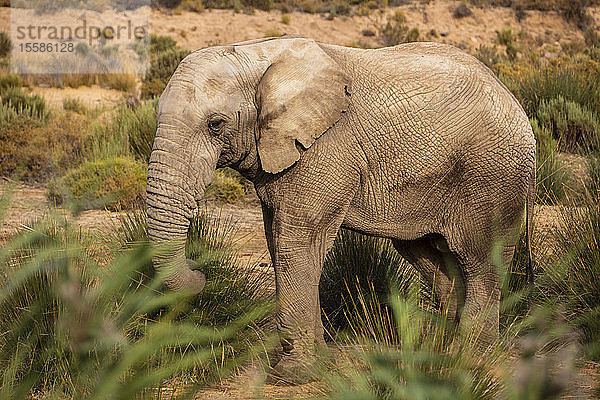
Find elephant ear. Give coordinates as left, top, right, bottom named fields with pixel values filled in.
left=256, top=40, right=351, bottom=174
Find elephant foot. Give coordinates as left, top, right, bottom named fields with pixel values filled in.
left=266, top=353, right=319, bottom=385
left=165, top=259, right=206, bottom=294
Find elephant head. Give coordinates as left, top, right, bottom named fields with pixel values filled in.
left=146, top=37, right=352, bottom=293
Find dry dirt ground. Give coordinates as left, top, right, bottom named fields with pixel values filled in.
left=1, top=1, right=598, bottom=55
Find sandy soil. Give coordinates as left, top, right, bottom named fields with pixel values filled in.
left=148, top=2, right=590, bottom=52
left=32, top=85, right=126, bottom=109
left=0, top=180, right=269, bottom=264
left=1, top=1, right=597, bottom=52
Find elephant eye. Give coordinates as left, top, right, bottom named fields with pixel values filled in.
left=208, top=115, right=226, bottom=133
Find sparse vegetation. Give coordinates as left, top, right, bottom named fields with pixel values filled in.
left=281, top=12, right=291, bottom=24
left=0, top=74, right=22, bottom=96
left=141, top=36, right=191, bottom=99
left=62, top=97, right=88, bottom=115
left=537, top=95, right=600, bottom=152
left=380, top=10, right=421, bottom=46
left=531, top=118, right=570, bottom=203
left=0, top=31, right=10, bottom=58
left=453, top=3, right=473, bottom=18
left=47, top=157, right=147, bottom=211
left=320, top=229, right=418, bottom=337
left=1, top=87, right=48, bottom=122
left=0, top=208, right=271, bottom=397
left=205, top=169, right=246, bottom=203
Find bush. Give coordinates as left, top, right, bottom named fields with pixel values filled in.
left=103, top=73, right=138, bottom=92
left=379, top=11, right=420, bottom=46
left=0, top=74, right=22, bottom=95
left=319, top=229, right=418, bottom=337
left=1, top=87, right=48, bottom=122
left=108, top=207, right=274, bottom=325
left=126, top=97, right=160, bottom=163
left=150, top=34, right=178, bottom=53
left=47, top=157, right=147, bottom=211
left=205, top=169, right=246, bottom=203
left=475, top=44, right=501, bottom=68
left=537, top=95, right=600, bottom=152
left=177, top=0, right=204, bottom=11
left=531, top=118, right=570, bottom=204
left=327, top=292, right=506, bottom=399
left=141, top=46, right=190, bottom=99
left=62, top=97, right=88, bottom=114
left=0, top=112, right=87, bottom=182
left=499, top=66, right=600, bottom=124
left=453, top=3, right=473, bottom=18
left=562, top=0, right=594, bottom=30
left=546, top=180, right=600, bottom=359
left=281, top=13, right=291, bottom=24
left=0, top=31, right=10, bottom=58
left=86, top=98, right=158, bottom=162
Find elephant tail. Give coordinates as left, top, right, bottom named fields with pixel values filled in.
left=525, top=168, right=535, bottom=284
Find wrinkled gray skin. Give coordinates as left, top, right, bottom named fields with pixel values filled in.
left=147, top=36, right=536, bottom=381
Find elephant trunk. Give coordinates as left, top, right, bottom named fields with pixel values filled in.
left=146, top=138, right=209, bottom=294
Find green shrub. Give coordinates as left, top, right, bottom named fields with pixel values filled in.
left=500, top=67, right=600, bottom=124
left=281, top=13, right=291, bottom=24
left=585, top=28, right=600, bottom=47
left=150, top=34, right=178, bottom=53
left=0, top=31, right=10, bottom=58
left=495, top=27, right=517, bottom=46
left=328, top=287, right=580, bottom=399
left=48, top=157, right=147, bottom=211
left=1, top=87, right=48, bottom=122
left=379, top=11, right=421, bottom=46
left=86, top=98, right=158, bottom=162
left=584, top=45, right=600, bottom=62
left=62, top=97, right=88, bottom=114
left=126, top=97, right=159, bottom=163
left=141, top=47, right=190, bottom=99
left=0, top=74, right=22, bottom=95
left=108, top=208, right=274, bottom=327
left=0, top=112, right=87, bottom=182
left=546, top=184, right=600, bottom=360
left=475, top=44, right=501, bottom=68
left=205, top=169, right=246, bottom=203
left=319, top=229, right=418, bottom=337
left=531, top=118, right=570, bottom=204
left=537, top=95, right=600, bottom=152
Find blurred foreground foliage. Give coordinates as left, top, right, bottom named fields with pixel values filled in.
left=0, top=190, right=274, bottom=398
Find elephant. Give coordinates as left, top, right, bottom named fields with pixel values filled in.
left=146, top=36, right=536, bottom=381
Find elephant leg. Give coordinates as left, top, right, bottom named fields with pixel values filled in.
left=445, top=229, right=502, bottom=347
left=262, top=201, right=327, bottom=348
left=460, top=264, right=500, bottom=347
left=264, top=210, right=344, bottom=384
left=392, top=237, right=464, bottom=322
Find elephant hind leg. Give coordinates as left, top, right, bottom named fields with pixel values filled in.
left=392, top=236, right=465, bottom=322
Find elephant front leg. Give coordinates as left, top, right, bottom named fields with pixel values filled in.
left=267, top=218, right=341, bottom=384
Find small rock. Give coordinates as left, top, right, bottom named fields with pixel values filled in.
left=453, top=3, right=473, bottom=19
left=440, top=31, right=449, bottom=37
left=361, top=29, right=376, bottom=37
